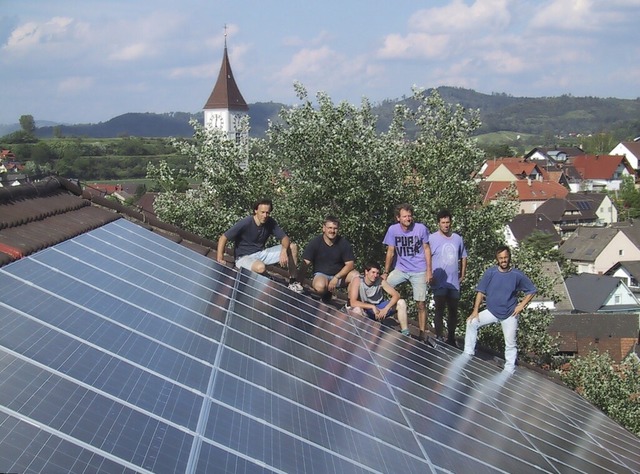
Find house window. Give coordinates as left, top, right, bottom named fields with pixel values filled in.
left=614, top=295, right=621, bottom=304
left=619, top=249, right=624, bottom=256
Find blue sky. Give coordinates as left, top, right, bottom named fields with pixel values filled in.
left=2, top=0, right=639, bottom=125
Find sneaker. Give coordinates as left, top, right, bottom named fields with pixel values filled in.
left=425, top=335, right=439, bottom=349
left=287, top=281, right=304, bottom=294
left=400, top=328, right=410, bottom=336
left=418, top=330, right=427, bottom=342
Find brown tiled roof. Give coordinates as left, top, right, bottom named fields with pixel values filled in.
left=572, top=154, right=633, bottom=179
left=480, top=157, right=541, bottom=180
left=0, top=176, right=220, bottom=268
left=619, top=141, right=640, bottom=159
left=203, top=45, right=248, bottom=111
left=508, top=213, right=561, bottom=244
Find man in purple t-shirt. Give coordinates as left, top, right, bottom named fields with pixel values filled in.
left=464, top=245, right=537, bottom=374
left=431, top=209, right=467, bottom=346
left=382, top=203, right=433, bottom=342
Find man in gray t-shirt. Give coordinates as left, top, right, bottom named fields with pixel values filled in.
left=346, top=262, right=410, bottom=336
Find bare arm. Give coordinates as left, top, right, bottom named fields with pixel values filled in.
left=216, top=235, right=229, bottom=265
left=329, top=260, right=355, bottom=291
left=459, top=257, right=467, bottom=283
left=424, top=242, right=433, bottom=283
left=348, top=276, right=373, bottom=310
left=514, top=292, right=537, bottom=317
left=279, top=235, right=291, bottom=267
left=466, top=291, right=485, bottom=322
left=383, top=246, right=395, bottom=279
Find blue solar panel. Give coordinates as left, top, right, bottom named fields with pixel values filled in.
left=1, top=218, right=639, bottom=473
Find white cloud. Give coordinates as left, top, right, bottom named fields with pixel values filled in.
left=378, top=33, right=450, bottom=60
left=108, top=42, right=154, bottom=61
left=529, top=0, right=597, bottom=30
left=409, top=0, right=511, bottom=34
left=58, top=76, right=94, bottom=94
left=4, top=16, right=84, bottom=50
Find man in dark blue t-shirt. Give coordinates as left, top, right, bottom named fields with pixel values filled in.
left=464, top=245, right=537, bottom=373
left=217, top=199, right=303, bottom=293
left=300, top=215, right=358, bottom=303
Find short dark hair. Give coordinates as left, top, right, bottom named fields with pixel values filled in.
left=496, top=245, right=511, bottom=258
left=323, top=215, right=340, bottom=226
left=437, top=209, right=452, bottom=221
left=363, top=261, right=381, bottom=272
left=394, top=203, right=414, bottom=217
left=253, top=199, right=273, bottom=213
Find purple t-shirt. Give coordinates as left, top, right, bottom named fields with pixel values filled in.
left=383, top=222, right=430, bottom=273
left=430, top=232, right=467, bottom=291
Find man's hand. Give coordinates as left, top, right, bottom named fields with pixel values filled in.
left=279, top=248, right=289, bottom=267
left=378, top=305, right=391, bottom=320
left=466, top=311, right=479, bottom=323
left=217, top=256, right=227, bottom=266
left=328, top=276, right=339, bottom=292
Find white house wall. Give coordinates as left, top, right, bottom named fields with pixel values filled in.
left=604, top=284, right=640, bottom=307
left=597, top=195, right=618, bottom=224
left=594, top=231, right=640, bottom=274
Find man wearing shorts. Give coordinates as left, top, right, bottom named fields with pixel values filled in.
left=346, top=262, right=410, bottom=336
left=383, top=203, right=432, bottom=342
left=217, top=198, right=303, bottom=293
left=300, top=215, right=358, bottom=303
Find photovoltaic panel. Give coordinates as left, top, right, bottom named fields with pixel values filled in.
left=1, top=218, right=640, bottom=473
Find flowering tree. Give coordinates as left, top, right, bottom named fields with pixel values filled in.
left=562, top=352, right=640, bottom=436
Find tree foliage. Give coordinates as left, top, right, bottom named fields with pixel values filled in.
left=613, top=175, right=640, bottom=220
left=19, top=114, right=36, bottom=134
left=561, top=352, right=640, bottom=436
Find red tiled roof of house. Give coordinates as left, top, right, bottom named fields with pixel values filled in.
left=480, top=180, right=568, bottom=203
left=572, top=154, right=633, bottom=179
left=478, top=157, right=530, bottom=178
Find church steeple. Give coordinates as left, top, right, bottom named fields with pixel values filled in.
left=203, top=29, right=249, bottom=137
left=203, top=36, right=248, bottom=111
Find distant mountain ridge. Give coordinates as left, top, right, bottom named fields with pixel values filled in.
left=3, top=88, right=639, bottom=139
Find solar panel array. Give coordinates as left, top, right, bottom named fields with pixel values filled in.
left=1, top=218, right=639, bottom=473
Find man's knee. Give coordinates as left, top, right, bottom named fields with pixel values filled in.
left=416, top=300, right=426, bottom=309
left=312, top=276, right=329, bottom=293
left=396, top=299, right=407, bottom=312
left=251, top=260, right=267, bottom=274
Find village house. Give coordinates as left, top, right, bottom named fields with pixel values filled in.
left=609, top=140, right=640, bottom=173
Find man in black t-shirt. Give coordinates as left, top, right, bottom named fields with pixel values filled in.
left=300, top=215, right=358, bottom=303
left=217, top=199, right=303, bottom=293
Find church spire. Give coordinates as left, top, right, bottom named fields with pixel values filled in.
left=203, top=29, right=248, bottom=111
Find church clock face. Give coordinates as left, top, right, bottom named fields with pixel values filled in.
left=233, top=114, right=242, bottom=131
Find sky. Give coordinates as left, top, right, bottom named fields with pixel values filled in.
left=2, top=0, right=640, bottom=125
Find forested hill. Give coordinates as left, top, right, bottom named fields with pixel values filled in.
left=18, top=87, right=640, bottom=139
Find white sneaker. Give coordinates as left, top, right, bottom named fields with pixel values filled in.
left=287, top=281, right=304, bottom=294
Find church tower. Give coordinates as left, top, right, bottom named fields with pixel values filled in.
left=203, top=31, right=249, bottom=141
